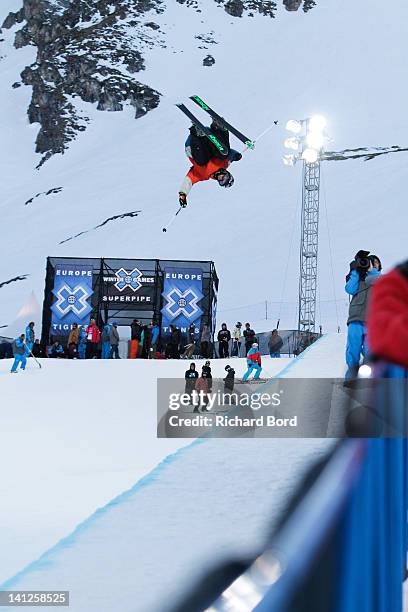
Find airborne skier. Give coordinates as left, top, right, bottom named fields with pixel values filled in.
left=178, top=121, right=242, bottom=207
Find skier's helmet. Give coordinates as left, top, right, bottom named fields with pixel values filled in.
left=213, top=169, right=234, bottom=188
left=252, top=342, right=258, bottom=348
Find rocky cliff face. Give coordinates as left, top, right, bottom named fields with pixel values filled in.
left=1, top=0, right=316, bottom=166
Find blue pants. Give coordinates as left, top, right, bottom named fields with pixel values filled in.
left=243, top=363, right=262, bottom=381
left=110, top=345, right=120, bottom=359
left=78, top=344, right=86, bottom=359
left=270, top=352, right=281, bottom=358
left=101, top=341, right=111, bottom=359
left=346, top=321, right=367, bottom=379
left=11, top=354, right=27, bottom=372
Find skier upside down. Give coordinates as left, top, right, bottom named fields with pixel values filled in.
left=178, top=122, right=242, bottom=207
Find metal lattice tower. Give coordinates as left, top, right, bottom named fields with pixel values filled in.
left=298, top=160, right=321, bottom=333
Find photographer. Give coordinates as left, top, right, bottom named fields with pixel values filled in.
left=345, top=250, right=381, bottom=380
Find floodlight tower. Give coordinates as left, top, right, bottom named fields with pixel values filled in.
left=283, top=116, right=328, bottom=338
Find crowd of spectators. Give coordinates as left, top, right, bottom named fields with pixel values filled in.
left=5, top=316, right=285, bottom=372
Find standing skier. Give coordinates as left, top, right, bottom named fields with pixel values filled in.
left=178, top=122, right=242, bottom=207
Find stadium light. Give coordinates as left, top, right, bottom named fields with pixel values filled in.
left=309, top=115, right=327, bottom=133
left=302, top=148, right=319, bottom=164
left=306, top=132, right=325, bottom=150
left=284, top=137, right=300, bottom=151
left=286, top=119, right=302, bottom=134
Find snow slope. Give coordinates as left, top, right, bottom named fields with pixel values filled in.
left=1, top=0, right=408, bottom=333
left=0, top=335, right=346, bottom=611
left=0, top=353, right=292, bottom=584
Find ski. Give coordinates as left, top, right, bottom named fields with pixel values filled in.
left=176, top=103, right=228, bottom=156
left=190, top=95, right=255, bottom=149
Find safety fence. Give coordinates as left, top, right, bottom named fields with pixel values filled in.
left=171, top=362, right=408, bottom=612
left=212, top=329, right=321, bottom=358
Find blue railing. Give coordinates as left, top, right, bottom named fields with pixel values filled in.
left=172, top=363, right=408, bottom=612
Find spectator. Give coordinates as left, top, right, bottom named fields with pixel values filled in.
left=217, top=323, right=231, bottom=358
left=0, top=341, right=13, bottom=359
left=185, top=362, right=199, bottom=409
left=224, top=364, right=235, bottom=391
left=202, top=360, right=213, bottom=392
left=345, top=250, right=381, bottom=380
left=243, top=322, right=256, bottom=355
left=25, top=321, right=35, bottom=352
left=243, top=342, right=262, bottom=381
left=182, top=323, right=196, bottom=359
left=167, top=324, right=181, bottom=359
left=49, top=340, right=64, bottom=358
left=141, top=322, right=153, bottom=358
left=232, top=322, right=242, bottom=357
left=367, top=260, right=408, bottom=368
left=130, top=319, right=142, bottom=359
left=110, top=321, right=120, bottom=359
left=151, top=321, right=160, bottom=358
left=67, top=323, right=79, bottom=359
left=196, top=371, right=210, bottom=412
left=200, top=324, right=211, bottom=358
left=86, top=318, right=100, bottom=359
left=269, top=329, right=283, bottom=358
left=10, top=333, right=28, bottom=373
left=101, top=323, right=111, bottom=359
left=78, top=326, right=86, bottom=360
left=32, top=340, right=44, bottom=358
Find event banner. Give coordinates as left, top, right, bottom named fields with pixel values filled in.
left=102, top=265, right=156, bottom=309
left=50, top=263, right=93, bottom=335
left=161, top=267, right=204, bottom=336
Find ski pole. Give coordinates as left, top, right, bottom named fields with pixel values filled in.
left=240, top=120, right=279, bottom=154
left=25, top=342, right=42, bottom=369
left=162, top=207, right=182, bottom=233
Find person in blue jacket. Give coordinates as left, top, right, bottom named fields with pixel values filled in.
left=345, top=251, right=381, bottom=380
left=242, top=343, right=262, bottom=381
left=101, top=323, right=111, bottom=359
left=78, top=326, right=86, bottom=359
left=48, top=341, right=64, bottom=358
left=10, top=333, right=29, bottom=373
left=25, top=321, right=35, bottom=352
left=151, top=321, right=160, bottom=358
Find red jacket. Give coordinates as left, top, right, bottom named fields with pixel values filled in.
left=86, top=323, right=100, bottom=343
left=187, top=157, right=230, bottom=187
left=195, top=377, right=209, bottom=393
left=367, top=267, right=408, bottom=368
left=247, top=350, right=261, bottom=366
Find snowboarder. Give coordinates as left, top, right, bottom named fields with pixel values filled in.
left=242, top=343, right=262, bottom=381
left=10, top=333, right=29, bottom=373
left=178, top=122, right=242, bottom=207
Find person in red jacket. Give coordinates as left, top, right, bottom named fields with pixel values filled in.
left=85, top=318, right=101, bottom=359
left=243, top=343, right=262, bottom=381
left=367, top=260, right=408, bottom=369
left=178, top=124, right=242, bottom=208
left=195, top=370, right=210, bottom=412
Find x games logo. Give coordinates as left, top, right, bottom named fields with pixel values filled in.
left=114, top=268, right=142, bottom=292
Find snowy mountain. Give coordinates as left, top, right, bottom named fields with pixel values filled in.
left=1, top=0, right=408, bottom=333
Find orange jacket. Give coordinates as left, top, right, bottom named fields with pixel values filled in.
left=180, top=157, right=230, bottom=195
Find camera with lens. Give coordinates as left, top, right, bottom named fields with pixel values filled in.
left=346, top=250, right=371, bottom=281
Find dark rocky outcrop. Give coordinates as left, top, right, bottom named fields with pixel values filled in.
left=3, top=0, right=162, bottom=165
